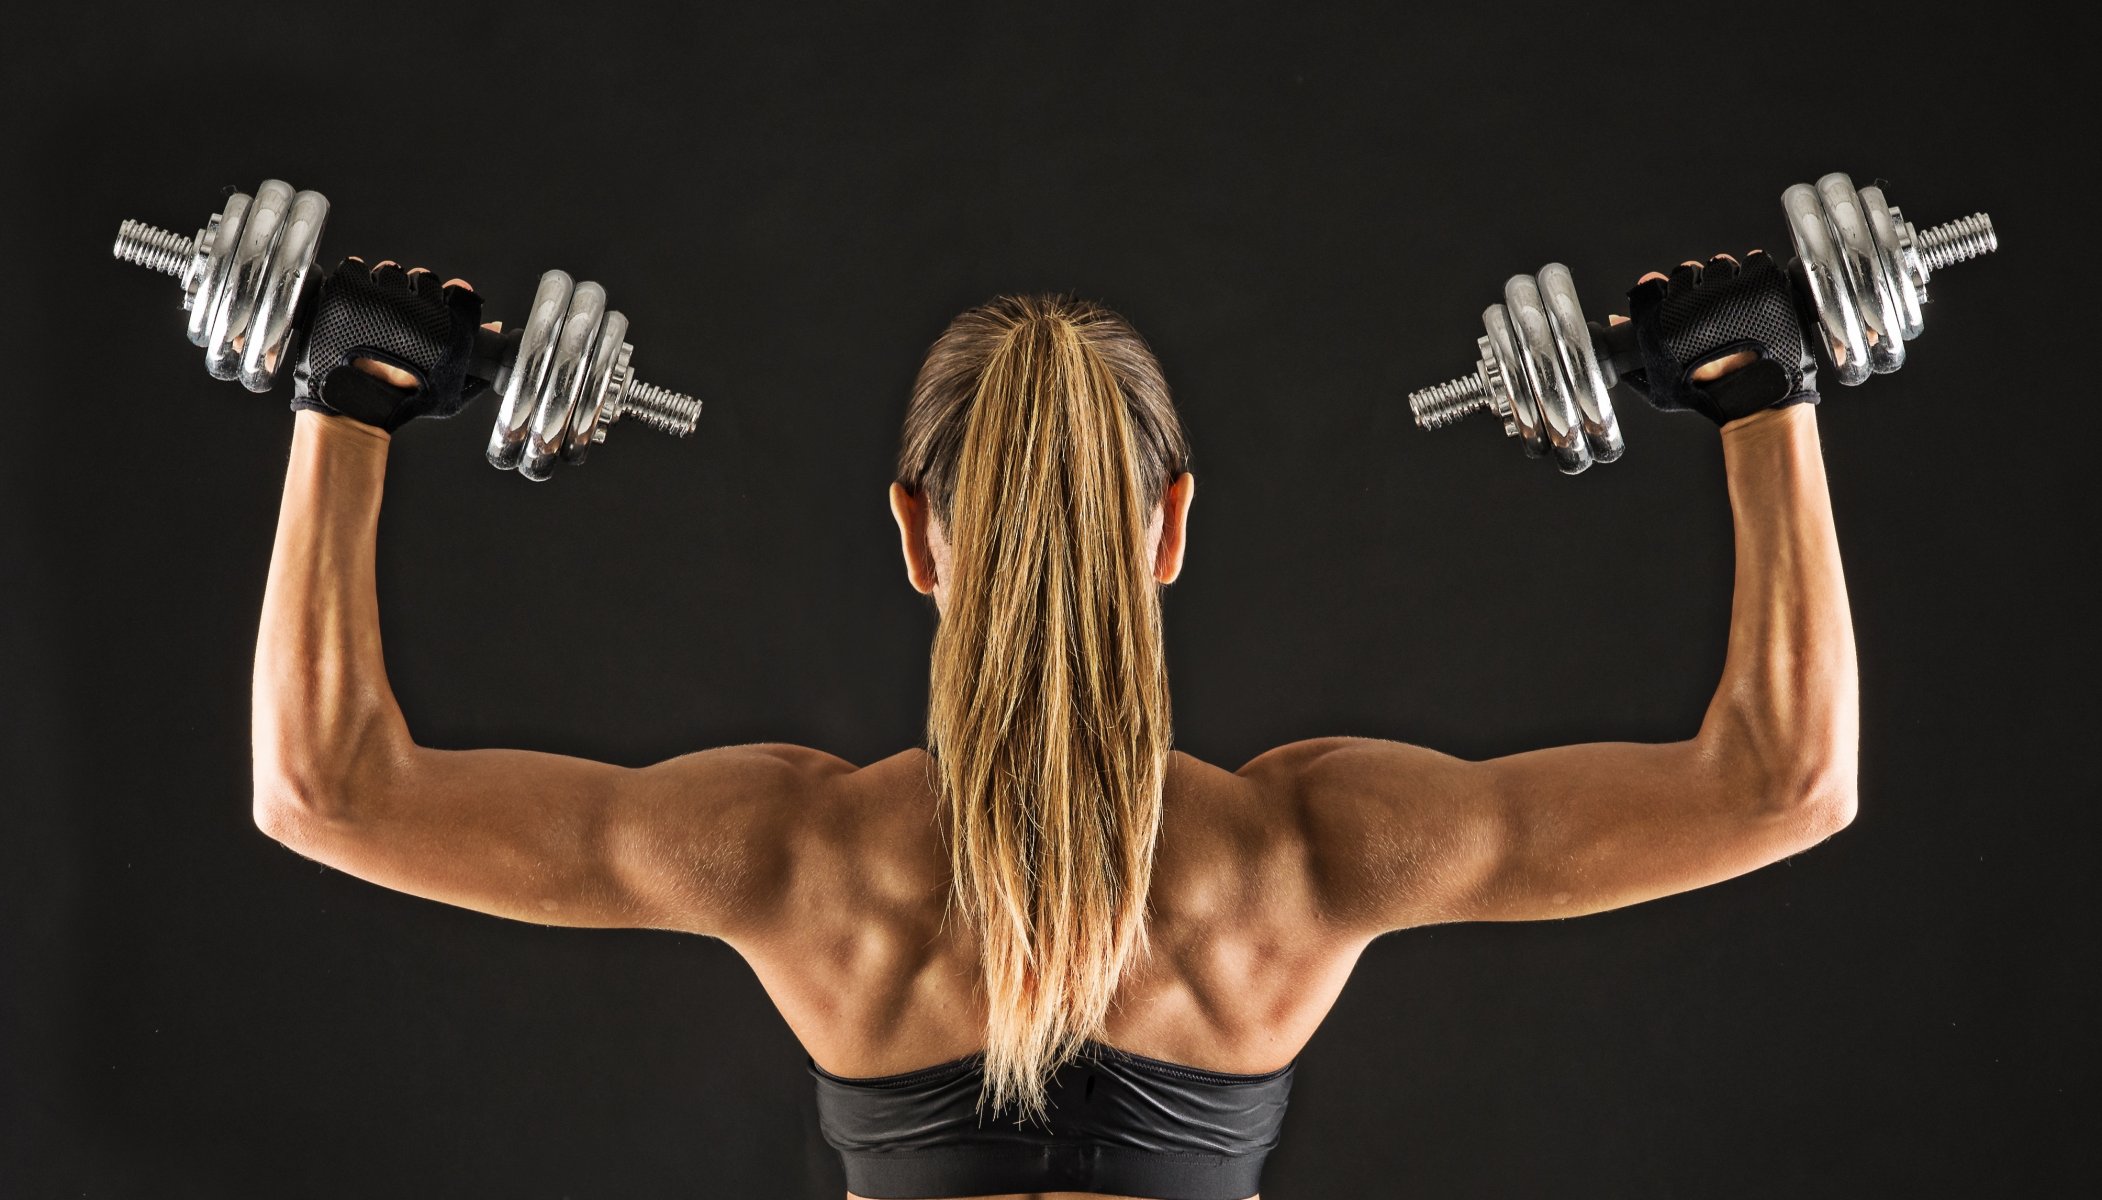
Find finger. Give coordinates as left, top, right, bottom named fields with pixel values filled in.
left=344, top=255, right=365, bottom=265
left=372, top=259, right=399, bottom=271
left=1626, top=274, right=1666, bottom=315
left=409, top=267, right=465, bottom=299
left=1607, top=314, right=1629, bottom=326
left=1669, top=260, right=1704, bottom=287
left=1705, top=252, right=1741, bottom=280
left=481, top=320, right=502, bottom=332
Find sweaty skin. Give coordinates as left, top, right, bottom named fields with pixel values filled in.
left=252, top=255, right=1856, bottom=1200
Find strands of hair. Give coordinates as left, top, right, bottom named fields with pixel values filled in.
left=896, top=294, right=1190, bottom=1125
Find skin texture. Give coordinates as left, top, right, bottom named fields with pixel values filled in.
left=252, top=253, right=1856, bottom=1200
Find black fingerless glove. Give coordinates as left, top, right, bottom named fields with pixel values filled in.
left=1621, top=250, right=1820, bottom=427
left=290, top=259, right=486, bottom=432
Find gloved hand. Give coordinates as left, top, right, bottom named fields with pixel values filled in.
left=1618, top=249, right=1820, bottom=427
left=290, top=256, right=490, bottom=432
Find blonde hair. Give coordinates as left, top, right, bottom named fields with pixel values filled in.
left=896, top=294, right=1190, bottom=1124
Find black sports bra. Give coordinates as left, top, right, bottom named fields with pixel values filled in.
left=808, top=1040, right=1294, bottom=1199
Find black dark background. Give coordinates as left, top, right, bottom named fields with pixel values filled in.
left=3, top=2, right=2090, bottom=1195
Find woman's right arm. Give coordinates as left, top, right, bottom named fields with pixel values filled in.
left=1242, top=401, right=1858, bottom=933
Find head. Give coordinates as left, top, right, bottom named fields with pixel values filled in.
left=890, top=294, right=1193, bottom=1124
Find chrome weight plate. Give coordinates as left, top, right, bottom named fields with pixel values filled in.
left=1537, top=263, right=1621, bottom=464
left=1784, top=180, right=1870, bottom=385
left=520, top=281, right=608, bottom=481
left=1816, top=173, right=1905, bottom=377
left=488, top=269, right=575, bottom=469
left=203, top=179, right=294, bottom=381
left=186, top=191, right=249, bottom=348
left=562, top=310, right=629, bottom=465
left=1503, top=272, right=1592, bottom=474
left=239, top=188, right=329, bottom=391
left=1480, top=308, right=1542, bottom=458
left=1860, top=187, right=1925, bottom=340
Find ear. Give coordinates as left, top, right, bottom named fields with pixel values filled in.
left=1153, top=471, right=1195, bottom=585
left=889, top=482, right=939, bottom=595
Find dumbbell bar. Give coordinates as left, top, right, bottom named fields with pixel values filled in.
left=1407, top=172, right=1997, bottom=474
left=112, top=179, right=701, bottom=480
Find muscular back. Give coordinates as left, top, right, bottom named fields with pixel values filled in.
left=746, top=749, right=1362, bottom=1081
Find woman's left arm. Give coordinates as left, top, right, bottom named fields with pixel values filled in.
left=251, top=411, right=837, bottom=941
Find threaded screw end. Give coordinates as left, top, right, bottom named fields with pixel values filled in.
left=113, top=220, right=194, bottom=277
left=1408, top=373, right=1488, bottom=430
left=1916, top=213, right=1996, bottom=273
left=620, top=380, right=703, bottom=436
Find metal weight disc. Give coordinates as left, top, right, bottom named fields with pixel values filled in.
left=1782, top=181, right=1870, bottom=386
left=488, top=270, right=575, bottom=469
left=238, top=188, right=329, bottom=392
left=1536, top=263, right=1622, bottom=464
left=1815, top=173, right=1904, bottom=376
left=1503, top=273, right=1591, bottom=473
left=1481, top=306, right=1544, bottom=458
left=562, top=309, right=629, bottom=465
left=1859, top=187, right=1924, bottom=340
left=203, top=179, right=294, bottom=380
left=519, top=282, right=609, bottom=481
left=187, top=191, right=250, bottom=347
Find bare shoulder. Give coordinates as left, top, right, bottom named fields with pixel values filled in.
left=630, top=743, right=914, bottom=943
left=646, top=740, right=863, bottom=794
left=1226, top=737, right=1495, bottom=933
left=1232, top=735, right=1465, bottom=793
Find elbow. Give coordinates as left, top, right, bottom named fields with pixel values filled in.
left=1703, top=723, right=1858, bottom=847
left=1790, top=771, right=1858, bottom=843
left=251, top=714, right=410, bottom=843
left=252, top=774, right=349, bottom=849
left=1749, top=746, right=1859, bottom=847
left=251, top=752, right=377, bottom=846
left=252, top=787, right=302, bottom=847
left=1706, top=679, right=1860, bottom=848
left=251, top=693, right=409, bottom=841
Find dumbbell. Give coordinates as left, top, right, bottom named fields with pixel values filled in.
left=1406, top=171, right=1997, bottom=473
left=112, top=179, right=702, bottom=480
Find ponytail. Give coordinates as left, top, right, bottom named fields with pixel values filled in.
left=897, top=295, right=1189, bottom=1124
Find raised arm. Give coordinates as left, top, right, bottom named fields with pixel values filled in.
left=1255, top=254, right=1859, bottom=936
left=248, top=262, right=830, bottom=942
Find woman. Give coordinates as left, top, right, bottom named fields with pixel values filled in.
left=253, top=249, right=1856, bottom=1199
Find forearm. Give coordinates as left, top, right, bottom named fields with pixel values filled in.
left=251, top=412, right=411, bottom=816
left=1699, top=404, right=1860, bottom=812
